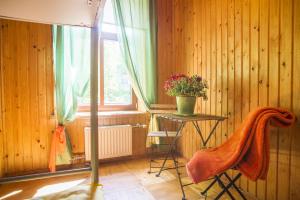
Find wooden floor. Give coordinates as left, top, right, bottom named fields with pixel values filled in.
left=0, top=158, right=255, bottom=200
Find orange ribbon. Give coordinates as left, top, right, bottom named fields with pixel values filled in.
left=49, top=125, right=66, bottom=172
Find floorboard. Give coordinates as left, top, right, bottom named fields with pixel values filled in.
left=0, top=158, right=255, bottom=200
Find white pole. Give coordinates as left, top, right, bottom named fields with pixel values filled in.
left=90, top=26, right=99, bottom=185
left=90, top=0, right=106, bottom=186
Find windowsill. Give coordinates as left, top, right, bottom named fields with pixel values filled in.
left=76, top=110, right=147, bottom=118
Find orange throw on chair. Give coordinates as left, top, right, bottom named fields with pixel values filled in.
left=186, top=107, right=296, bottom=184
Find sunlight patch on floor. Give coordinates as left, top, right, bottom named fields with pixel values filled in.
left=33, top=179, right=86, bottom=198
left=0, top=190, right=23, bottom=200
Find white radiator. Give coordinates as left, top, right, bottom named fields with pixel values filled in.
left=84, top=125, right=132, bottom=161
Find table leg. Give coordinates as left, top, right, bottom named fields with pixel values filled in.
left=203, top=120, right=220, bottom=146
left=192, top=121, right=205, bottom=145
left=156, top=122, right=185, bottom=177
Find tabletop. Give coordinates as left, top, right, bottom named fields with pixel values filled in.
left=156, top=113, right=227, bottom=122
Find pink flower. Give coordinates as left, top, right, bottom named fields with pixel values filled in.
left=170, top=74, right=187, bottom=81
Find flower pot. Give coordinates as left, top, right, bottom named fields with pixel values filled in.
left=176, top=96, right=196, bottom=115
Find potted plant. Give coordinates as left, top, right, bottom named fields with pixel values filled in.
left=164, top=74, right=208, bottom=115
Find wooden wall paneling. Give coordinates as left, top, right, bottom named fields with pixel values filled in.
left=187, top=1, right=193, bottom=158
left=157, top=0, right=176, bottom=105
left=0, top=19, right=55, bottom=176
left=181, top=2, right=187, bottom=158
left=241, top=0, right=250, bottom=192
left=191, top=0, right=196, bottom=158
left=28, top=23, right=40, bottom=172
left=216, top=0, right=223, bottom=148
left=290, top=0, right=300, bottom=198
left=192, top=0, right=198, bottom=155
left=266, top=0, right=280, bottom=198
left=192, top=0, right=197, bottom=156
left=197, top=0, right=203, bottom=151
left=66, top=118, right=79, bottom=153
left=234, top=0, right=242, bottom=148
left=168, top=0, right=175, bottom=103
left=46, top=24, right=55, bottom=166
left=221, top=0, right=229, bottom=146
left=234, top=0, right=243, bottom=186
left=186, top=1, right=192, bottom=158
left=133, top=115, right=148, bottom=156
left=210, top=0, right=217, bottom=148
left=194, top=0, right=201, bottom=152
left=278, top=0, right=293, bottom=199
left=257, top=0, right=269, bottom=198
left=157, top=0, right=163, bottom=103
left=1, top=23, right=6, bottom=173
left=173, top=0, right=181, bottom=75
left=37, top=24, right=48, bottom=168
left=184, top=1, right=190, bottom=158
left=201, top=0, right=208, bottom=151
left=0, top=20, right=3, bottom=177
left=206, top=0, right=212, bottom=150
left=15, top=21, right=22, bottom=173
left=249, top=0, right=259, bottom=195
left=171, top=0, right=181, bottom=153
left=3, top=20, right=16, bottom=173
left=18, top=21, right=30, bottom=172
left=227, top=0, right=235, bottom=147
left=202, top=0, right=208, bottom=148
left=160, top=0, right=300, bottom=199
left=227, top=0, right=235, bottom=179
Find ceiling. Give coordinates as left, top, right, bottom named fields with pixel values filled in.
left=0, top=0, right=102, bottom=27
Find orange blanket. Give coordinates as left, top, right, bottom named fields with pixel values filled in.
left=186, top=107, right=296, bottom=183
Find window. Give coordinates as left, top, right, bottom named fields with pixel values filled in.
left=79, top=0, right=137, bottom=111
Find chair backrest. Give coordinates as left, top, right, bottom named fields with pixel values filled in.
left=148, top=104, right=177, bottom=135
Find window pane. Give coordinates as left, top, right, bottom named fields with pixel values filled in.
left=102, top=23, right=117, bottom=33
left=102, top=0, right=115, bottom=24
left=103, top=39, right=132, bottom=105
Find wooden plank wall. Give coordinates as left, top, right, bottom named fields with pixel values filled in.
left=157, top=0, right=300, bottom=199
left=0, top=18, right=151, bottom=177
left=157, top=0, right=175, bottom=104
left=0, top=19, right=56, bottom=177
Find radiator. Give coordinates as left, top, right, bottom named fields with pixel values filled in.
left=84, top=125, right=132, bottom=161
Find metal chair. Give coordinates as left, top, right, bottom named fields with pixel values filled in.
left=147, top=104, right=179, bottom=174
left=200, top=170, right=247, bottom=200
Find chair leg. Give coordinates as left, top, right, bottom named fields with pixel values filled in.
left=215, top=175, right=235, bottom=200
left=224, top=172, right=247, bottom=200
left=201, top=174, right=222, bottom=195
left=171, top=150, right=186, bottom=200
left=148, top=144, right=154, bottom=174
left=199, top=172, right=247, bottom=200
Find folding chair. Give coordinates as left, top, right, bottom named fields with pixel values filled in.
left=146, top=104, right=179, bottom=174
left=200, top=170, right=247, bottom=200
left=186, top=107, right=296, bottom=200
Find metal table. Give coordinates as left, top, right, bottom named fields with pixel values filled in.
left=155, top=113, right=227, bottom=200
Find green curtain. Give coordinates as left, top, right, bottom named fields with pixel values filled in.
left=53, top=25, right=91, bottom=123
left=51, top=25, right=90, bottom=168
left=112, top=0, right=159, bottom=147
left=112, top=0, right=157, bottom=109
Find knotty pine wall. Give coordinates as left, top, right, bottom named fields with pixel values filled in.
left=0, top=19, right=56, bottom=177
left=0, top=19, right=150, bottom=177
left=156, top=0, right=300, bottom=199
